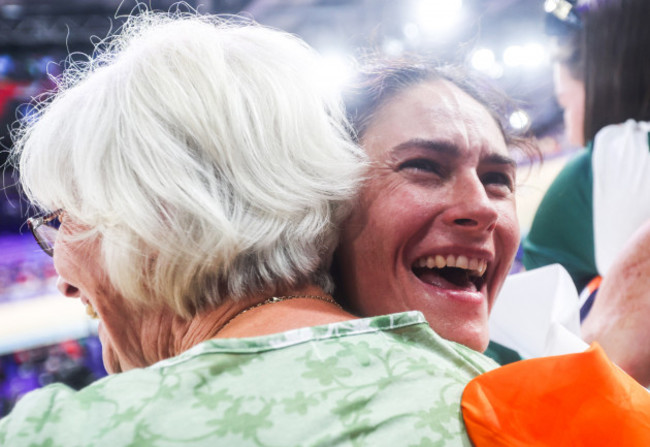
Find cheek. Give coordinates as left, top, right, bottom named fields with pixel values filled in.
left=340, top=203, right=391, bottom=272
left=338, top=187, right=409, bottom=309
left=343, top=181, right=397, bottom=252
left=566, top=108, right=583, bottom=132
left=348, top=187, right=427, bottom=258
left=496, top=202, right=520, bottom=262
left=565, top=93, right=586, bottom=146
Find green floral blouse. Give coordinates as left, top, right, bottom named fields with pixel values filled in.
left=0, top=311, right=497, bottom=446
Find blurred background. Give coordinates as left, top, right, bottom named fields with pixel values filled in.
left=0, top=0, right=575, bottom=416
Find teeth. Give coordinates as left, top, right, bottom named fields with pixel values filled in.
left=414, top=254, right=488, bottom=277
left=85, top=303, right=99, bottom=319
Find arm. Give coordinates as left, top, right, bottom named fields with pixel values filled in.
left=582, top=219, right=650, bottom=387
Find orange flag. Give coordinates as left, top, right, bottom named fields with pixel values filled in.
left=462, top=344, right=650, bottom=446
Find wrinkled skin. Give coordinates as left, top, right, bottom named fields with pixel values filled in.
left=54, top=219, right=176, bottom=374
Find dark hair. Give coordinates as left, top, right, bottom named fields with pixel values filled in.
left=343, top=54, right=540, bottom=163
left=583, top=0, right=650, bottom=142
left=551, top=30, right=585, bottom=81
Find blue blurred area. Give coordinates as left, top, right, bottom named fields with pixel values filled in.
left=0, top=336, right=107, bottom=417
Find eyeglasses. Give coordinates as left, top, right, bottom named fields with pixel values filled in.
left=27, top=209, right=63, bottom=257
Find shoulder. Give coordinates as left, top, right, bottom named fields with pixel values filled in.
left=593, top=119, right=650, bottom=144
left=556, top=147, right=593, bottom=181
left=593, top=119, right=650, bottom=169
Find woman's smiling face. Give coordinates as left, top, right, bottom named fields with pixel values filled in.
left=337, top=79, right=519, bottom=352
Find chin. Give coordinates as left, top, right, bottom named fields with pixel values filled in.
left=102, top=349, right=122, bottom=374
left=460, top=337, right=489, bottom=353
left=438, top=322, right=490, bottom=353
left=99, top=336, right=122, bottom=374
left=468, top=335, right=490, bottom=353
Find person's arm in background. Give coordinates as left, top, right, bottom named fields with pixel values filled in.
left=582, top=219, right=650, bottom=388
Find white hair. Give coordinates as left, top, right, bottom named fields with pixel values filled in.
left=14, top=11, right=366, bottom=317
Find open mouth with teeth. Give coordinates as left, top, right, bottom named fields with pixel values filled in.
left=412, top=254, right=487, bottom=291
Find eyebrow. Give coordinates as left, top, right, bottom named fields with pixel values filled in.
left=392, top=138, right=517, bottom=168
left=391, top=138, right=461, bottom=157
left=482, top=153, right=517, bottom=169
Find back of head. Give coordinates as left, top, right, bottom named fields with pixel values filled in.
left=583, top=0, right=650, bottom=141
left=14, top=11, right=366, bottom=317
left=545, top=0, right=585, bottom=81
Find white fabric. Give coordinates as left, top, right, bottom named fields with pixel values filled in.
left=592, top=120, right=650, bottom=276
left=544, top=322, right=590, bottom=356
left=489, top=264, right=587, bottom=358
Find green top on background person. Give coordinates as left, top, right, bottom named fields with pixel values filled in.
left=524, top=0, right=650, bottom=294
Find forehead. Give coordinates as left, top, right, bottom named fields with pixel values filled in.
left=361, top=79, right=508, bottom=159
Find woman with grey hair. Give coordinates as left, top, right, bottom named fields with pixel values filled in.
left=0, top=11, right=498, bottom=446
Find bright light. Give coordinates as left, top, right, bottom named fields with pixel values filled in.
left=403, top=22, right=420, bottom=41
left=544, top=0, right=572, bottom=19
left=471, top=48, right=495, bottom=72
left=509, top=110, right=530, bottom=130
left=416, top=0, right=463, bottom=35
left=383, top=38, right=405, bottom=56
left=523, top=43, right=547, bottom=67
left=470, top=48, right=503, bottom=79
left=314, top=52, right=354, bottom=94
left=544, top=0, right=557, bottom=13
left=503, top=45, right=525, bottom=67
left=503, top=43, right=549, bottom=68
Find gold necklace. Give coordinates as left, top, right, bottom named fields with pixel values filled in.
left=217, top=294, right=342, bottom=335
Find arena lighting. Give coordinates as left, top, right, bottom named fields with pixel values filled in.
left=509, top=109, right=530, bottom=130
left=415, top=0, right=463, bottom=36
left=503, top=43, right=549, bottom=68
left=503, top=45, right=525, bottom=67
left=314, top=52, right=354, bottom=94
left=521, top=43, right=547, bottom=67
left=383, top=38, right=405, bottom=56
left=471, top=48, right=495, bottom=71
left=469, top=48, right=503, bottom=78
left=403, top=22, right=420, bottom=42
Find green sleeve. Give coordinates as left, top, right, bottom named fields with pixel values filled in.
left=522, top=147, right=597, bottom=291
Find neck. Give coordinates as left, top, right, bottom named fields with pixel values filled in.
left=106, top=285, right=355, bottom=373
left=171, top=284, right=355, bottom=353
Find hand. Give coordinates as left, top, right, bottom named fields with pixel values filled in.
left=582, top=220, right=650, bottom=387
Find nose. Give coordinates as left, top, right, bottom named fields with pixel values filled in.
left=443, top=174, right=498, bottom=233
left=57, top=276, right=80, bottom=298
